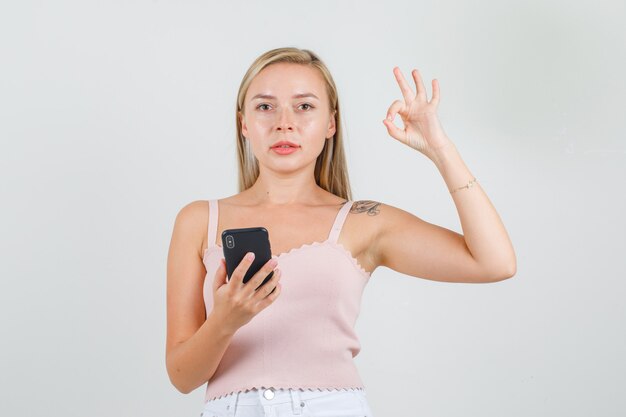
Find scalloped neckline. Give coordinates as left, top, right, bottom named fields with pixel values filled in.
left=203, top=239, right=371, bottom=277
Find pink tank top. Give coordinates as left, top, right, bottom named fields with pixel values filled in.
left=202, top=199, right=372, bottom=401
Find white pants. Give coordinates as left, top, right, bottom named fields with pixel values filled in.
left=201, top=387, right=374, bottom=417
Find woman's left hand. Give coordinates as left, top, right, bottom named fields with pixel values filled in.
left=383, top=67, right=454, bottom=160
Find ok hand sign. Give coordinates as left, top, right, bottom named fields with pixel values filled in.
left=383, top=67, right=454, bottom=161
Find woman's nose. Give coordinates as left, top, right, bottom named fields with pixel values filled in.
left=276, top=109, right=294, bottom=131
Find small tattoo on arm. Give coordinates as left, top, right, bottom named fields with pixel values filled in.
left=350, top=200, right=381, bottom=216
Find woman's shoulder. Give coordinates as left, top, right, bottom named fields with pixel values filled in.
left=348, top=199, right=383, bottom=214
left=176, top=196, right=240, bottom=229
left=347, top=199, right=420, bottom=229
left=169, top=200, right=212, bottom=259
left=345, top=199, right=385, bottom=238
left=176, top=196, right=242, bottom=216
left=176, top=199, right=210, bottom=219
left=347, top=199, right=422, bottom=243
left=172, top=200, right=212, bottom=237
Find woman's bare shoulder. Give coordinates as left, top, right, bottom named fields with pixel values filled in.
left=348, top=199, right=383, bottom=215
left=174, top=199, right=210, bottom=222
left=169, top=200, right=212, bottom=259
left=346, top=199, right=384, bottom=238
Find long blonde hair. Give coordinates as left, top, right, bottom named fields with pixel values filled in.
left=235, top=47, right=352, bottom=201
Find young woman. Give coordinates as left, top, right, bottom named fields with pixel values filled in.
left=166, top=47, right=516, bottom=417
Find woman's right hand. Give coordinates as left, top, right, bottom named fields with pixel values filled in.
left=210, top=252, right=282, bottom=334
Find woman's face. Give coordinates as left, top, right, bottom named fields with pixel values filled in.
left=240, top=63, right=336, bottom=171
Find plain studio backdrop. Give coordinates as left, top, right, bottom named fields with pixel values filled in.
left=1, top=1, right=624, bottom=416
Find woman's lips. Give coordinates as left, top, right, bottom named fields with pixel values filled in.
left=271, top=146, right=299, bottom=155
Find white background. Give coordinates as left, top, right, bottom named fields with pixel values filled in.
left=1, top=1, right=624, bottom=416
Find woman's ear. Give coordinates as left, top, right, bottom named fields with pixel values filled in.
left=326, top=110, right=337, bottom=139
left=239, top=111, right=248, bottom=137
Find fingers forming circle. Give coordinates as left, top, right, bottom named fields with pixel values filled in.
left=383, top=99, right=406, bottom=142
left=386, top=99, right=404, bottom=122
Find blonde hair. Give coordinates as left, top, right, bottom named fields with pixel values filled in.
left=235, top=47, right=352, bottom=201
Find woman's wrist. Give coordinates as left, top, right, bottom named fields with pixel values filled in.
left=428, top=140, right=458, bottom=167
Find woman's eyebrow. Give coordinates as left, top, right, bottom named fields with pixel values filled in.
left=251, top=93, right=319, bottom=101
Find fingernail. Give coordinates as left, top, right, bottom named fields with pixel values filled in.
left=247, top=252, right=255, bottom=260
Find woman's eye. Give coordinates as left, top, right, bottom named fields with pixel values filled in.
left=256, top=103, right=314, bottom=111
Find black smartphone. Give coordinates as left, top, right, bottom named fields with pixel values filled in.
left=221, top=227, right=275, bottom=291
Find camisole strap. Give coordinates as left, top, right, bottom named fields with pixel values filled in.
left=327, top=200, right=353, bottom=243
left=207, top=199, right=219, bottom=249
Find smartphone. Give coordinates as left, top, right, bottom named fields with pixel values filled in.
left=221, top=227, right=275, bottom=291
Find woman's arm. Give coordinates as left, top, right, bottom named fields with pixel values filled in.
left=431, top=142, right=516, bottom=276
left=374, top=67, right=516, bottom=282
left=370, top=142, right=516, bottom=283
left=165, top=201, right=236, bottom=394
left=166, top=310, right=236, bottom=394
